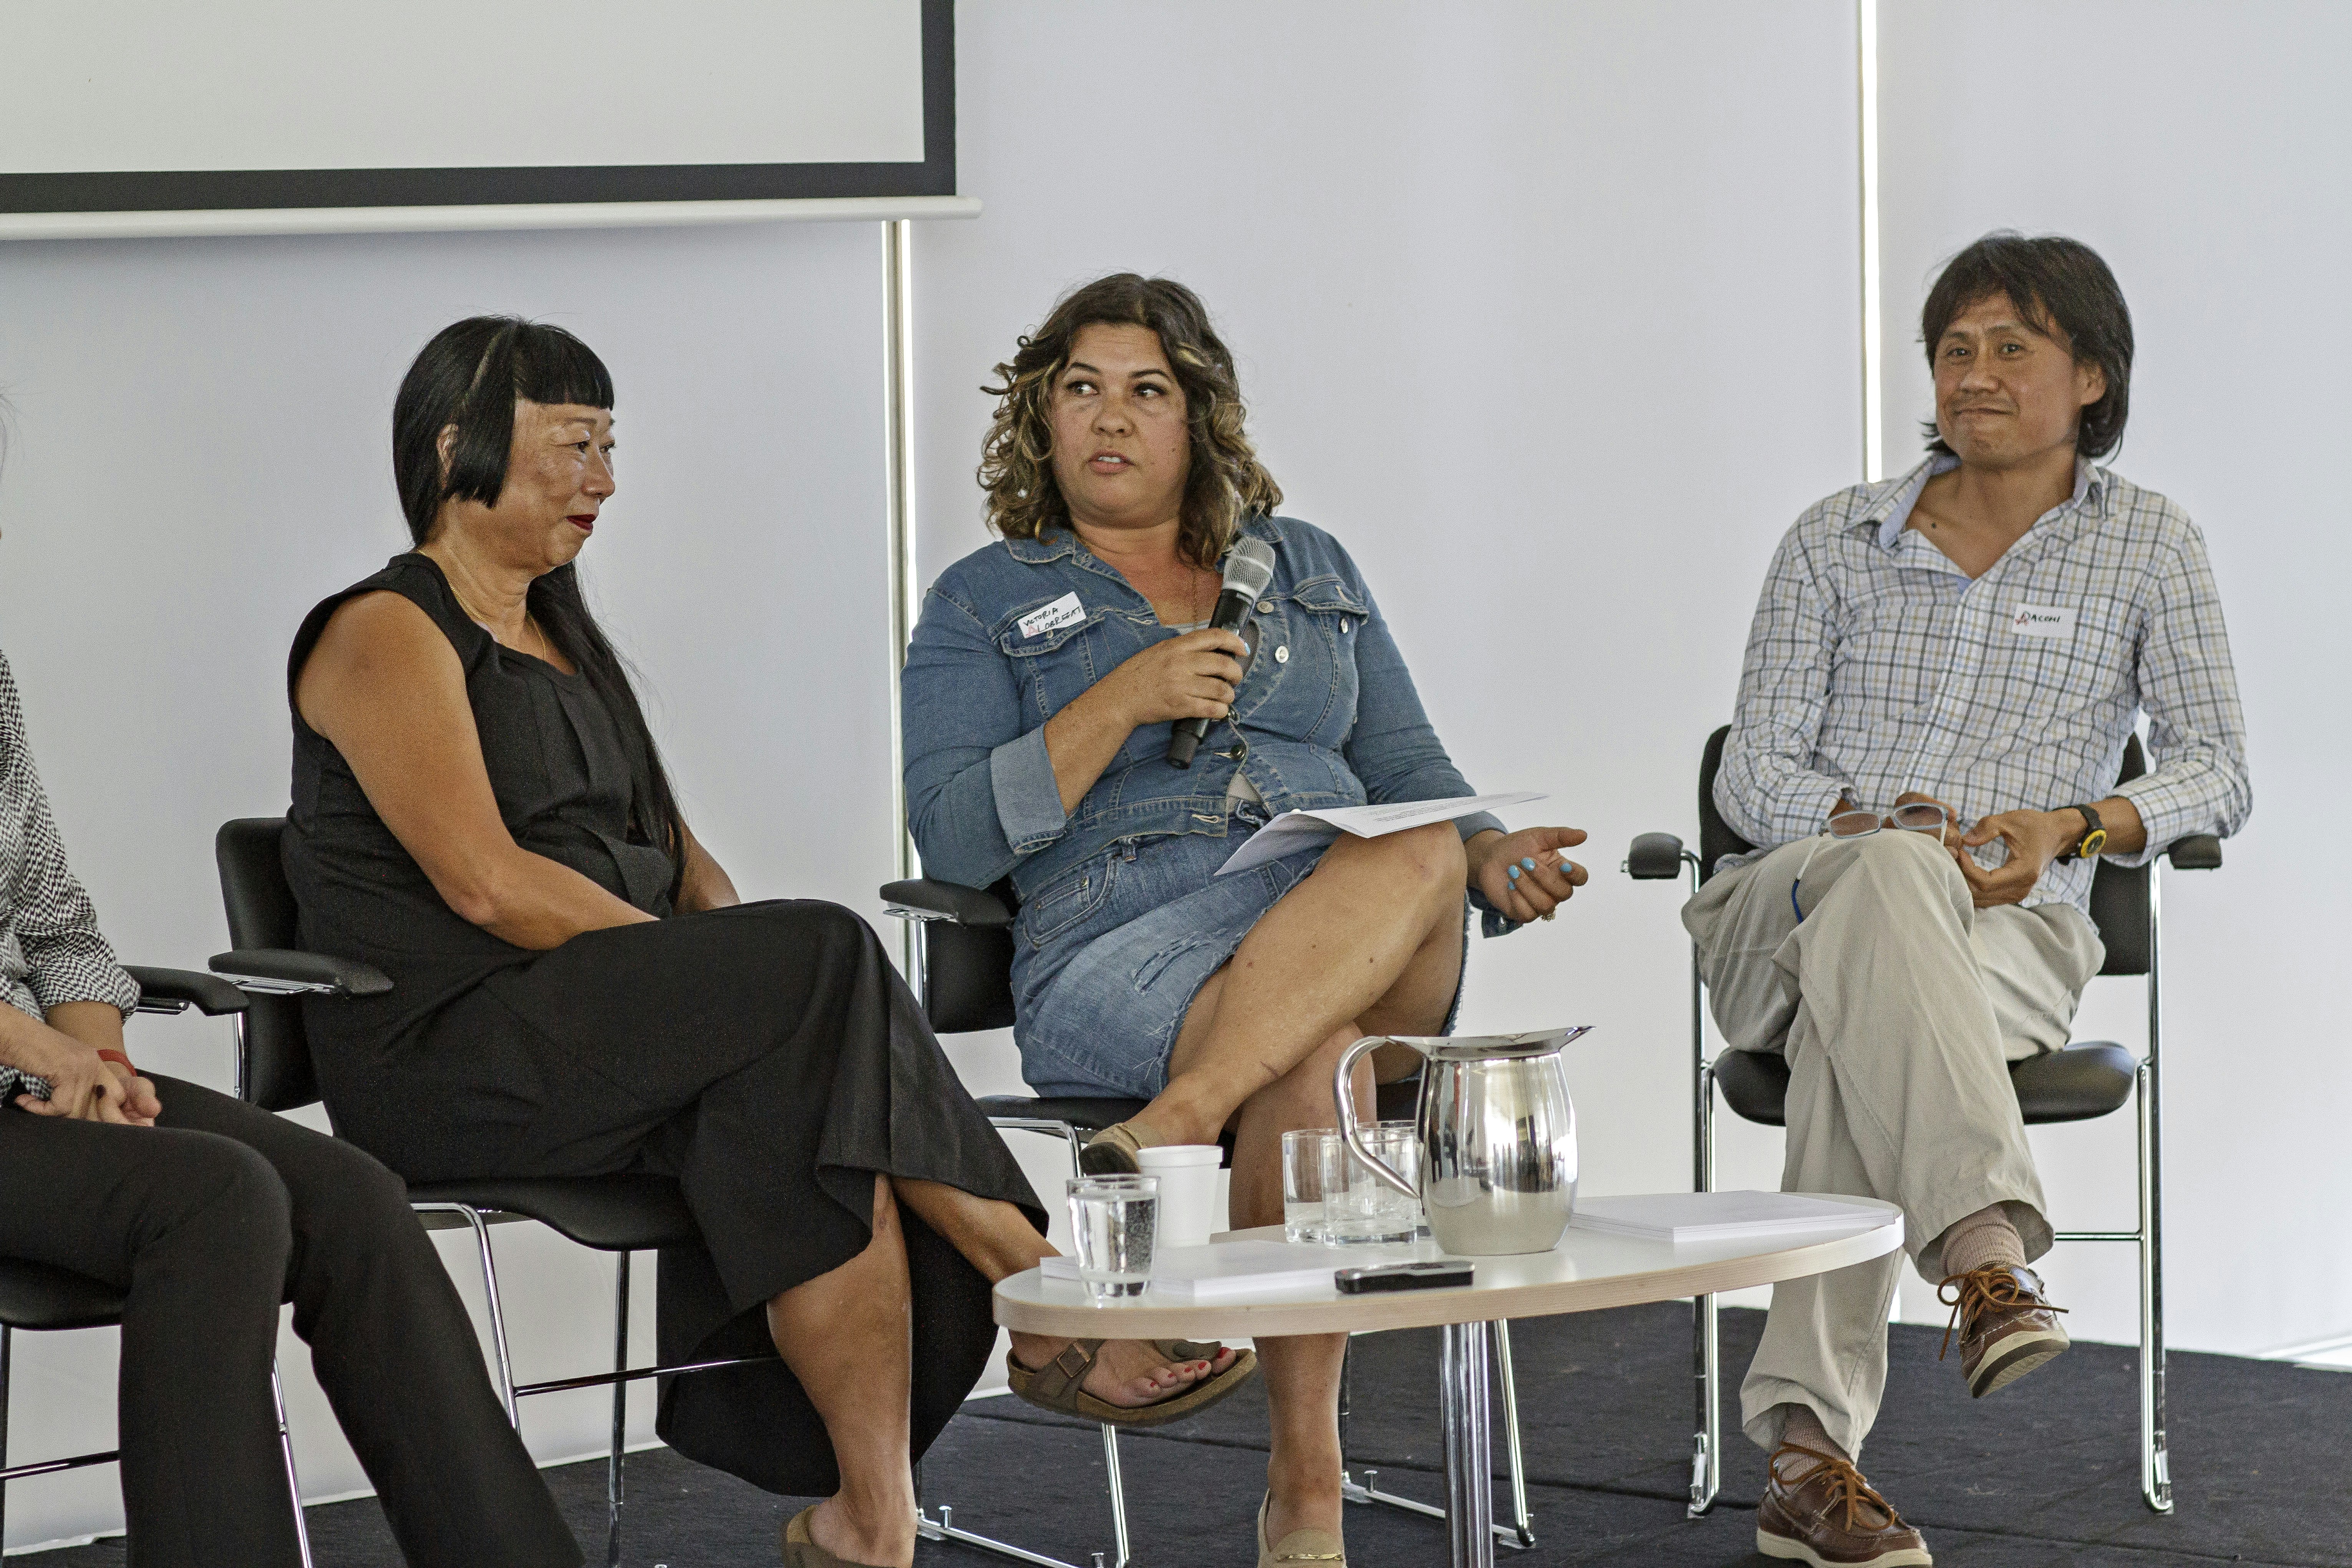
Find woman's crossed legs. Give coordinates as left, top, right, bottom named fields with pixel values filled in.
left=1128, top=822, right=1473, bottom=1549
left=769, top=1174, right=1238, bottom=1567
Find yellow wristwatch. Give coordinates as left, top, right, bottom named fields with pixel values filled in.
left=2057, top=804, right=2107, bottom=862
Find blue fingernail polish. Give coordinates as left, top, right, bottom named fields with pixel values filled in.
left=1506, top=864, right=1520, bottom=880
left=1521, top=857, right=1537, bottom=872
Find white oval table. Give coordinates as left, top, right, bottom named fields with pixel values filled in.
left=995, top=1197, right=1903, bottom=1568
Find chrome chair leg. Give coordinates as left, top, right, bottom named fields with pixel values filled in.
left=1099, top=1424, right=1130, bottom=1568
left=414, top=1202, right=519, bottom=1425
left=2138, top=1058, right=2171, bottom=1512
left=913, top=1116, right=1127, bottom=1568
left=1492, top=1322, right=1535, bottom=1547
left=1, top=1321, right=12, bottom=1548
left=272, top=1361, right=316, bottom=1568
left=1688, top=934, right=1722, bottom=1518
left=2141, top=874, right=2173, bottom=1515
left=609, top=1251, right=631, bottom=1567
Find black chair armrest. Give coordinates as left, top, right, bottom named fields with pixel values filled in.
left=123, top=965, right=250, bottom=1017
left=878, top=879, right=1014, bottom=929
left=2166, top=834, right=2223, bottom=871
left=1624, top=832, right=1689, bottom=880
left=209, top=948, right=393, bottom=998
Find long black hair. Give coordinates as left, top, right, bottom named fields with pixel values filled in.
left=391, top=316, right=686, bottom=899
left=1921, top=232, right=2134, bottom=461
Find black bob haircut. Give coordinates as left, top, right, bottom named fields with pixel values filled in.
left=390, top=316, right=685, bottom=901
left=1921, top=232, right=2134, bottom=461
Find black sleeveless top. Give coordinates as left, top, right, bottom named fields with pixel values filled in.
left=285, top=554, right=676, bottom=1049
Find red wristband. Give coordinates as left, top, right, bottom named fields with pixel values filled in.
left=94, top=1049, right=137, bottom=1073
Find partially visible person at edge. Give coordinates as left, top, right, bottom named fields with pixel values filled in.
left=1692, top=232, right=2248, bottom=1568
left=284, top=317, right=1254, bottom=1568
left=0, top=396, right=581, bottom=1568
left=901, top=273, right=1588, bottom=1568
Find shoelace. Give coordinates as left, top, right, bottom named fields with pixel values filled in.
left=1936, top=1265, right=2068, bottom=1360
left=1772, top=1444, right=1905, bottom=1533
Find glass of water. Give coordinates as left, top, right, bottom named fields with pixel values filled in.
left=1281, top=1129, right=1332, bottom=1243
left=1066, top=1174, right=1159, bottom=1301
left=1320, top=1123, right=1422, bottom=1245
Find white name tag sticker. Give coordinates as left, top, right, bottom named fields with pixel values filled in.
left=2010, top=603, right=2077, bottom=639
left=1017, top=592, right=1086, bottom=640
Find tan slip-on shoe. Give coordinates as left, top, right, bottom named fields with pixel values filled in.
left=1939, top=1263, right=2071, bottom=1398
left=781, top=1504, right=892, bottom=1568
left=1078, top=1121, right=1148, bottom=1175
left=1256, top=1493, right=1346, bottom=1566
left=1756, top=1444, right=1931, bottom=1567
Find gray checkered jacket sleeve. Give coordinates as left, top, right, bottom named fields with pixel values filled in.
left=0, top=648, right=140, bottom=1102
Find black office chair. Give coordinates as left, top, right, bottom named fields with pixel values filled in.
left=1626, top=729, right=2215, bottom=1518
left=882, top=875, right=1539, bottom=1561
left=208, top=818, right=776, bottom=1568
left=0, top=966, right=313, bottom=1565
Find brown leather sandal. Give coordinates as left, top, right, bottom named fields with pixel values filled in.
left=1005, top=1338, right=1257, bottom=1428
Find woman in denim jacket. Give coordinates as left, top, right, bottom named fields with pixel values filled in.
left=903, top=275, right=1587, bottom=1563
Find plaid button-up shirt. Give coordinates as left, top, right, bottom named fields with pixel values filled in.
left=0, top=648, right=139, bottom=1102
left=1714, top=454, right=2251, bottom=913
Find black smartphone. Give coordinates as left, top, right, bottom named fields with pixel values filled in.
left=1333, top=1259, right=1474, bottom=1293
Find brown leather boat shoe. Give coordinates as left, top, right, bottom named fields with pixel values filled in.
left=1756, top=1444, right=1930, bottom=1566
left=1939, top=1263, right=2070, bottom=1398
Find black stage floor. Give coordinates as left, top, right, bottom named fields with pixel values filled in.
left=30, top=1306, right=2352, bottom=1565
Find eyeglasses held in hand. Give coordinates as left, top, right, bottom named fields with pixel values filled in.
left=1790, top=803, right=1951, bottom=923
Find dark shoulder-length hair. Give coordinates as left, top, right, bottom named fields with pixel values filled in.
left=978, top=274, right=1282, bottom=569
left=1921, top=232, right=2134, bottom=461
left=391, top=316, right=686, bottom=898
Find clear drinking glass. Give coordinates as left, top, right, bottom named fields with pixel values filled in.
left=1065, top=1174, right=1158, bottom=1301
left=1377, top=1118, right=1433, bottom=1239
left=1320, top=1124, right=1422, bottom=1245
left=1281, top=1129, right=1332, bottom=1243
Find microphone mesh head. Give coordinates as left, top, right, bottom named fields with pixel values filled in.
left=1222, top=536, right=1277, bottom=600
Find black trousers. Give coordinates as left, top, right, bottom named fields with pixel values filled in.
left=0, top=1074, right=580, bottom=1568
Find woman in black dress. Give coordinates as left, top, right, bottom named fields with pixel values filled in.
left=286, top=318, right=1249, bottom=1568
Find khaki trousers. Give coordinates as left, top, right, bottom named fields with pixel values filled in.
left=1681, top=827, right=2103, bottom=1459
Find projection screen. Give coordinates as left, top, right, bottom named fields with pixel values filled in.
left=0, top=0, right=963, bottom=238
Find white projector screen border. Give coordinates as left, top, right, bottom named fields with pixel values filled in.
left=0, top=0, right=958, bottom=241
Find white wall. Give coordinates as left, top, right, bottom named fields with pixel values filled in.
left=917, top=0, right=1866, bottom=1304
left=0, top=220, right=902, bottom=1548
left=924, top=0, right=2349, bottom=1361
left=0, top=1, right=2335, bottom=1551
left=1878, top=0, right=2352, bottom=1361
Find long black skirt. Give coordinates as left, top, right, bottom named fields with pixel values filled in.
left=318, top=900, right=1044, bottom=1497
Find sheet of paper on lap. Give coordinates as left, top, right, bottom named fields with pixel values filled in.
left=1215, top=792, right=1547, bottom=876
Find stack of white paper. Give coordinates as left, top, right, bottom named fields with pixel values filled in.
left=1217, top=793, right=1547, bottom=876
left=1567, top=1191, right=1881, bottom=1245
left=1041, top=1240, right=1365, bottom=1301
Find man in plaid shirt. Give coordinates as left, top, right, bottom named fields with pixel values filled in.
left=1688, top=234, right=2249, bottom=1567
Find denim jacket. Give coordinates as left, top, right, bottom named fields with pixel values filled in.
left=902, top=513, right=1510, bottom=924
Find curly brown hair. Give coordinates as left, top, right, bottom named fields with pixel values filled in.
left=978, top=273, right=1282, bottom=568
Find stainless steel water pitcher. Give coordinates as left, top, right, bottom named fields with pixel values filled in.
left=1333, top=1028, right=1591, bottom=1256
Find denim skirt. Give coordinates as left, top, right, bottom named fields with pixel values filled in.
left=1011, top=812, right=1329, bottom=1099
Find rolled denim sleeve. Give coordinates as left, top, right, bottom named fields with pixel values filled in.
left=987, top=728, right=1070, bottom=852
left=902, top=587, right=1067, bottom=889
left=1716, top=529, right=1852, bottom=849
left=2109, top=527, right=2251, bottom=865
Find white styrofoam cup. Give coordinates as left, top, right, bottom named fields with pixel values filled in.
left=1133, top=1144, right=1223, bottom=1248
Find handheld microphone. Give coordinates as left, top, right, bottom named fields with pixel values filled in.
left=1167, top=535, right=1278, bottom=769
